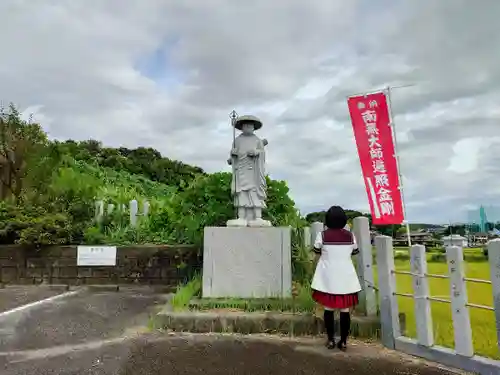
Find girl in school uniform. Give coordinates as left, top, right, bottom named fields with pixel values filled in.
left=311, top=206, right=361, bottom=350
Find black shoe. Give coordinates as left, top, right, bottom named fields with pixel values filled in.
left=325, top=340, right=336, bottom=350
left=337, top=340, right=347, bottom=351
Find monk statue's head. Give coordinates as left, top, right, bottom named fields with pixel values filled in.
left=234, top=115, right=263, bottom=136
left=241, top=122, right=254, bottom=135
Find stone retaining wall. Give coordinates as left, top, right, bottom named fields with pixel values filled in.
left=0, top=244, right=201, bottom=287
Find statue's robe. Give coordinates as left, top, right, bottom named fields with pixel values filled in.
left=230, top=133, right=266, bottom=208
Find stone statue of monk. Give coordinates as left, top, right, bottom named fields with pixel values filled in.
left=226, top=115, right=271, bottom=227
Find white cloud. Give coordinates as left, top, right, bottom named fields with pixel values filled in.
left=448, top=138, right=483, bottom=174
left=1, top=0, right=500, bottom=223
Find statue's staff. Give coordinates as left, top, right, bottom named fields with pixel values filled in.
left=229, top=110, right=238, bottom=218
left=229, top=110, right=238, bottom=151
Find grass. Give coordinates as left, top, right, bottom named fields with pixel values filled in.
left=190, top=298, right=312, bottom=313
left=170, top=273, right=201, bottom=311
left=170, top=279, right=316, bottom=314
left=190, top=283, right=316, bottom=313
left=388, top=247, right=486, bottom=263
left=372, top=250, right=498, bottom=359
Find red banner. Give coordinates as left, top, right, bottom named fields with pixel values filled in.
left=347, top=91, right=404, bottom=225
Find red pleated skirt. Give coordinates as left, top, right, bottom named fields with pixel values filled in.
left=312, top=289, right=359, bottom=309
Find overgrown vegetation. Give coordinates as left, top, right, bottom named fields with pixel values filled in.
left=0, top=103, right=303, bottom=248
left=189, top=292, right=315, bottom=313
left=170, top=273, right=202, bottom=311
left=171, top=275, right=315, bottom=314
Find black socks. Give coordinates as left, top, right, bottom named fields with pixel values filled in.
left=323, top=309, right=335, bottom=342
left=324, top=310, right=351, bottom=350
left=339, top=311, right=351, bottom=347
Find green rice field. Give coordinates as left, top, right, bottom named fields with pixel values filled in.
left=373, top=250, right=498, bottom=359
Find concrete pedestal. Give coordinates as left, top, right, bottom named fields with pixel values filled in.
left=202, top=227, right=292, bottom=298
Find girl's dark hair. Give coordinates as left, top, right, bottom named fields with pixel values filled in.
left=324, top=206, right=347, bottom=229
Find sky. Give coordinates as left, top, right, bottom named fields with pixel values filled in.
left=1, top=0, right=499, bottom=224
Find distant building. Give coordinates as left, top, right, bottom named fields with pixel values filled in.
left=427, top=226, right=446, bottom=234
left=396, top=231, right=433, bottom=244
left=442, top=235, right=468, bottom=248
left=469, top=232, right=489, bottom=245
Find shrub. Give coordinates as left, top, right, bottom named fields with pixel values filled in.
left=0, top=200, right=75, bottom=246
left=160, top=172, right=300, bottom=248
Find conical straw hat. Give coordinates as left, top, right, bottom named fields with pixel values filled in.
left=234, top=115, right=263, bottom=130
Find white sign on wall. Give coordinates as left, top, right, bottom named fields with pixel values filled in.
left=77, top=246, right=117, bottom=266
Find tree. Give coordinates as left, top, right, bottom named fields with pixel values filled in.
left=305, top=211, right=326, bottom=223
left=396, top=226, right=407, bottom=237
left=443, top=224, right=466, bottom=236
left=0, top=104, right=48, bottom=200
left=306, top=209, right=365, bottom=224
left=56, top=140, right=205, bottom=189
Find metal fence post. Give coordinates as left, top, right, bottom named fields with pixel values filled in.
left=353, top=216, right=377, bottom=316
left=375, top=235, right=400, bottom=349
left=446, top=246, right=474, bottom=357
left=488, top=239, right=500, bottom=353
left=410, top=244, right=434, bottom=347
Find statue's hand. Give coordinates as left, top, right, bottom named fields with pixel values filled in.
left=231, top=148, right=238, bottom=156
left=262, top=138, right=268, bottom=146
left=227, top=158, right=232, bottom=165
left=247, top=150, right=257, bottom=157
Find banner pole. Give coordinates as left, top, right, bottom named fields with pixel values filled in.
left=384, top=86, right=412, bottom=247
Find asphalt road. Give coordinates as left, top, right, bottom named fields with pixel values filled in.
left=1, top=333, right=466, bottom=375
left=0, top=286, right=65, bottom=313
left=0, top=287, right=167, bottom=352
left=0, top=287, right=467, bottom=375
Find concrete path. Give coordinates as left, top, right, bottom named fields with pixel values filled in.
left=0, top=287, right=469, bottom=374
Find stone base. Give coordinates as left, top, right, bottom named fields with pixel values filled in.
left=202, top=227, right=291, bottom=298
left=226, top=218, right=272, bottom=227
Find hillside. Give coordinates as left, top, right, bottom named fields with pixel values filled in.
left=0, top=103, right=301, bottom=247
left=56, top=139, right=204, bottom=190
